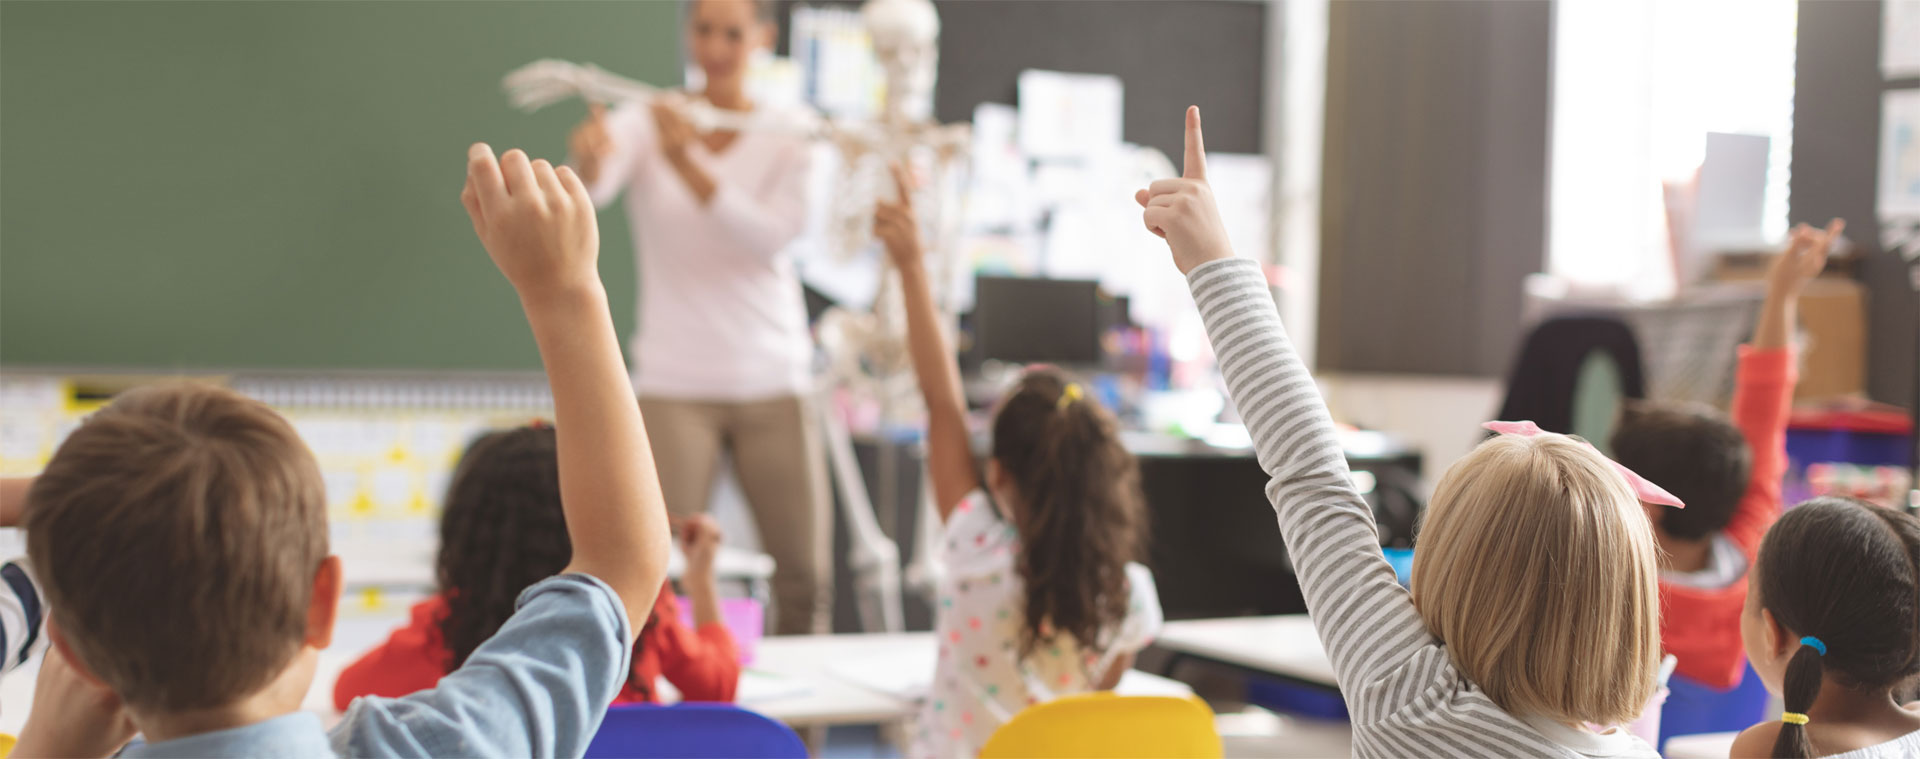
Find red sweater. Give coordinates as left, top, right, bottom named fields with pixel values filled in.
left=1658, top=345, right=1796, bottom=690
left=332, top=582, right=739, bottom=711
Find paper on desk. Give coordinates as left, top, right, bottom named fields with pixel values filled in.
left=738, top=669, right=813, bottom=703
left=827, top=648, right=937, bottom=700
left=1114, top=670, right=1196, bottom=698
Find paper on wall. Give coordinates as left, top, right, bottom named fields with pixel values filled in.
left=1203, top=153, right=1275, bottom=261
left=1886, top=1, right=1920, bottom=78
left=1880, top=89, right=1920, bottom=218
left=1018, top=69, right=1123, bottom=161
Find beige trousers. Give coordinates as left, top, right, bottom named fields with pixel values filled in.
left=640, top=394, right=832, bottom=635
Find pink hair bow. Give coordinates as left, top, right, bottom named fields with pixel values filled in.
left=1482, top=420, right=1685, bottom=508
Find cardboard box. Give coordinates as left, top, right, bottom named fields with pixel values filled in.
left=1794, top=277, right=1867, bottom=400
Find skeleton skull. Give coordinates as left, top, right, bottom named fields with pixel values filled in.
left=861, top=0, right=940, bottom=123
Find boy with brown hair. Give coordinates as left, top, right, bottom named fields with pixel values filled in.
left=1611, top=219, right=1843, bottom=691
left=14, top=144, right=671, bottom=757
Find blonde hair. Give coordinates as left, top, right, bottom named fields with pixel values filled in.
left=1410, top=432, right=1660, bottom=726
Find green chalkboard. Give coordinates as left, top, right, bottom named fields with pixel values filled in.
left=1, top=1, right=681, bottom=370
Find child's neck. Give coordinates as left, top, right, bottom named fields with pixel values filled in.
left=134, top=649, right=317, bottom=743
left=1804, top=679, right=1920, bottom=742
left=1656, top=532, right=1713, bottom=573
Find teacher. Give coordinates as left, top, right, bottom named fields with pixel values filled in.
left=569, top=0, right=826, bottom=635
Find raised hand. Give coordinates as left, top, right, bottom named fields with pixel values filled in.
left=650, top=97, right=697, bottom=160
left=1753, top=217, right=1845, bottom=350
left=872, top=163, right=924, bottom=270
left=1768, top=218, right=1844, bottom=298
left=461, top=143, right=602, bottom=304
left=568, top=103, right=613, bottom=185
left=678, top=514, right=724, bottom=582
left=1136, top=106, right=1234, bottom=275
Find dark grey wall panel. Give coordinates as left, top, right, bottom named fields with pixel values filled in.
left=1316, top=0, right=1551, bottom=376
left=931, top=0, right=1267, bottom=159
left=1791, top=0, right=1919, bottom=407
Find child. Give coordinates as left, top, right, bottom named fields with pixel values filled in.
left=874, top=164, right=1163, bottom=758
left=333, top=425, right=737, bottom=710
left=1730, top=497, right=1920, bottom=758
left=1141, top=106, right=1664, bottom=757
left=13, top=145, right=672, bottom=757
left=1612, top=219, right=1843, bottom=691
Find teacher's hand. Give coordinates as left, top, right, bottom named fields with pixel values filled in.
left=569, top=103, right=613, bottom=186
left=651, top=98, right=696, bottom=161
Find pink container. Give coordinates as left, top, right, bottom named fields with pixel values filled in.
left=676, top=596, right=765, bottom=665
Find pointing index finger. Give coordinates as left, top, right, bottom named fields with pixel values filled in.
left=1183, top=106, right=1207, bottom=181
left=889, top=162, right=914, bottom=208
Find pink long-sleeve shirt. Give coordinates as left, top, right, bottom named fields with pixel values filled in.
left=583, top=101, right=815, bottom=401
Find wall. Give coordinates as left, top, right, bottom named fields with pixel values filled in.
left=1315, top=0, right=1553, bottom=377
left=0, top=1, right=681, bottom=370
left=1791, top=0, right=1920, bottom=408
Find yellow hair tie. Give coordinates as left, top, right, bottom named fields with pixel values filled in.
left=1781, top=712, right=1810, bottom=726
left=1057, top=383, right=1084, bottom=411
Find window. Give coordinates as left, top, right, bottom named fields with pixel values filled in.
left=1550, top=0, right=1798, bottom=295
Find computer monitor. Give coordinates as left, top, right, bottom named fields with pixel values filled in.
left=970, top=275, right=1107, bottom=366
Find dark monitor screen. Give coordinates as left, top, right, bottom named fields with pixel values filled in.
left=972, top=275, right=1104, bottom=365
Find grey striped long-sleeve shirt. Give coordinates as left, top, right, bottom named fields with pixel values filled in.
left=1187, top=259, right=1658, bottom=759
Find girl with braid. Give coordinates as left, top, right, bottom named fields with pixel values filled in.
left=1731, top=496, right=1920, bottom=758
left=333, top=424, right=739, bottom=710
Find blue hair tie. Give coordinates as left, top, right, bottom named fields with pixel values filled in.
left=1800, top=636, right=1827, bottom=656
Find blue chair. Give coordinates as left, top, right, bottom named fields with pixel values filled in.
left=583, top=703, right=807, bottom=759
left=1657, top=662, right=1771, bottom=752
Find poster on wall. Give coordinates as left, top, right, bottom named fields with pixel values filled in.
left=1879, top=89, right=1920, bottom=291
left=1881, top=89, right=1920, bottom=218
left=1888, top=0, right=1920, bottom=78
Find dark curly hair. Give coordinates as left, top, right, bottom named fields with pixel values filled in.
left=1610, top=400, right=1752, bottom=541
left=991, top=368, right=1148, bottom=659
left=434, top=425, right=576, bottom=670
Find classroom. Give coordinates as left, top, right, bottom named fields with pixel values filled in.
left=0, top=0, right=1917, bottom=757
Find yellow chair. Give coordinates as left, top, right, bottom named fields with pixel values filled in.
left=979, top=693, right=1223, bottom=759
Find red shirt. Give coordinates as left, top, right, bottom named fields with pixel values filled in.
left=1658, top=345, right=1796, bottom=690
left=333, top=581, right=739, bottom=711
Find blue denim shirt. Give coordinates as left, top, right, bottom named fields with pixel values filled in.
left=122, top=574, right=632, bottom=759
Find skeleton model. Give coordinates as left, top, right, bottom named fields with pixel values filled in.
left=503, top=0, right=969, bottom=632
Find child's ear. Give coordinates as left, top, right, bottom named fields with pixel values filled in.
left=1761, top=607, right=1790, bottom=659
left=305, top=555, right=344, bottom=649
left=47, top=622, right=107, bottom=688
left=985, top=459, right=1009, bottom=493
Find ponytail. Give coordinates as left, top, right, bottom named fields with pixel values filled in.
left=990, top=369, right=1146, bottom=659
left=1753, top=498, right=1920, bottom=759
left=1770, top=639, right=1826, bottom=759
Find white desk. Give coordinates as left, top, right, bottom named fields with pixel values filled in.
left=740, top=633, right=935, bottom=727
left=1664, top=731, right=1738, bottom=759
left=742, top=632, right=1191, bottom=728
left=1154, top=615, right=1337, bottom=688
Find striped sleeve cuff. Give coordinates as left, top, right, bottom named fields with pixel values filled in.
left=0, top=560, right=43, bottom=671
